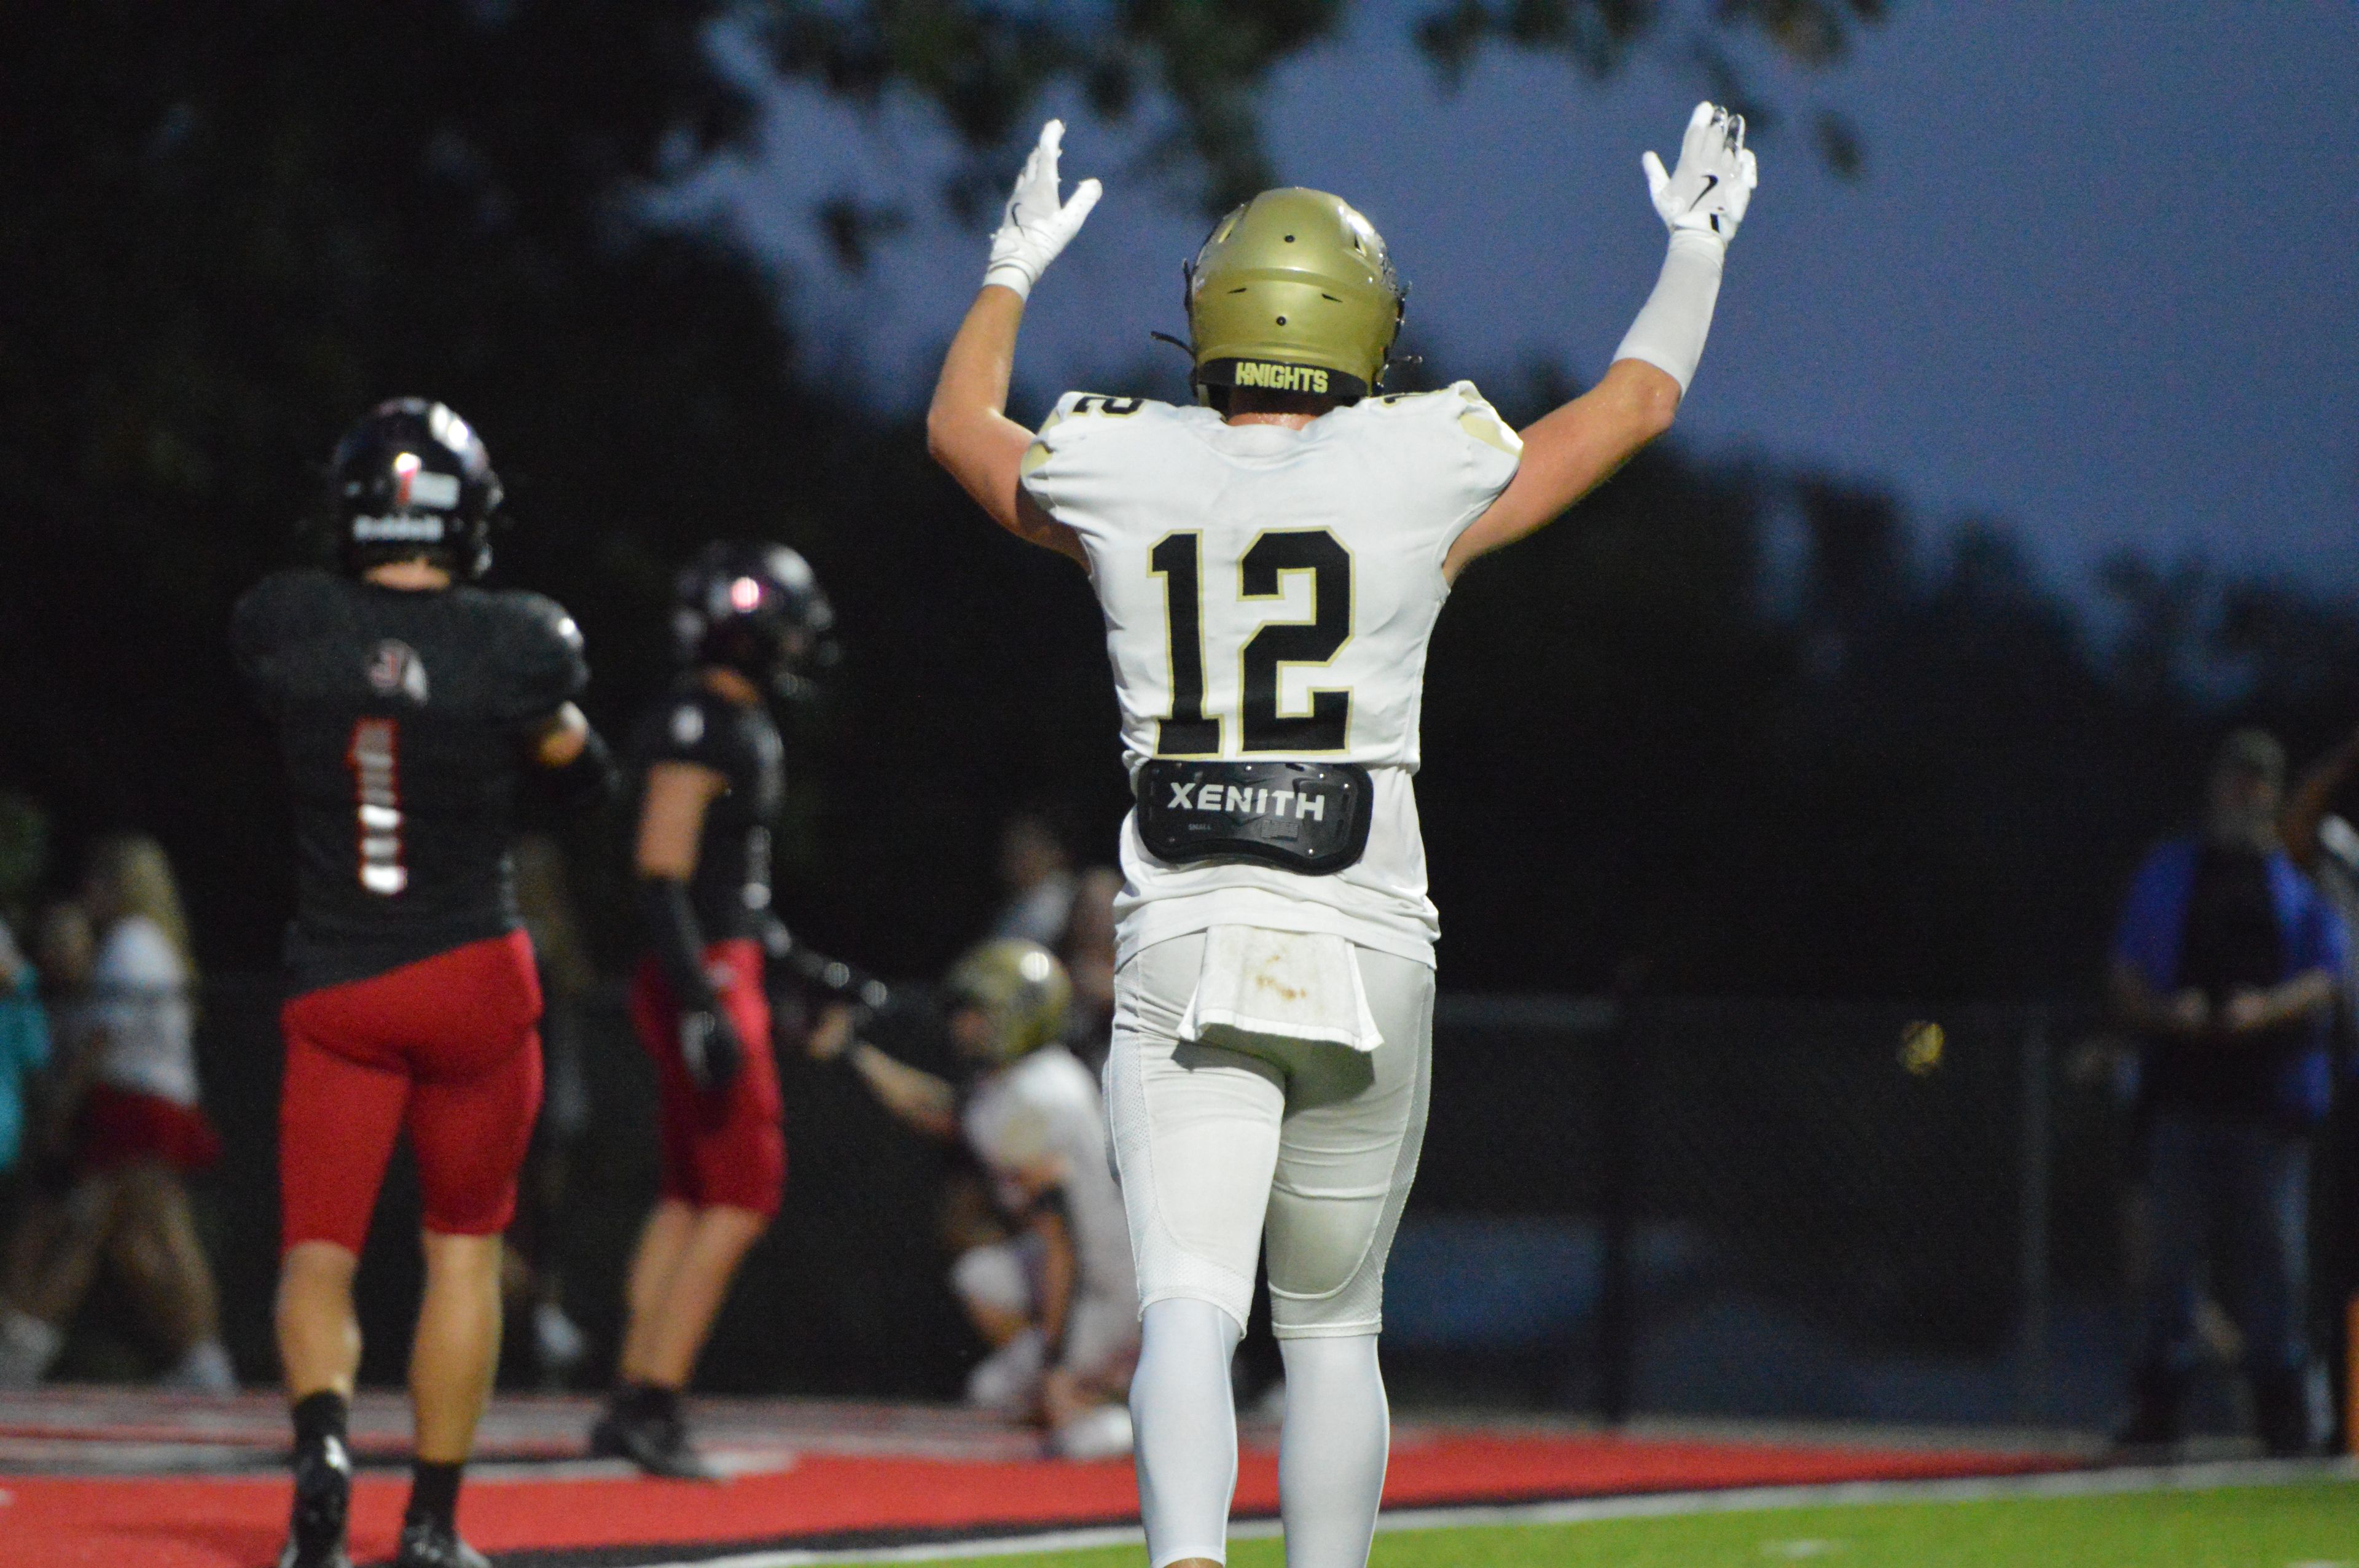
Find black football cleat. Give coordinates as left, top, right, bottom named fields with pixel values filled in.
left=277, top=1433, right=353, bottom=1568
left=588, top=1404, right=720, bottom=1481
left=393, top=1515, right=491, bottom=1568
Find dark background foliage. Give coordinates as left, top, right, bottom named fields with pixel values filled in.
left=2, top=0, right=2353, bottom=1005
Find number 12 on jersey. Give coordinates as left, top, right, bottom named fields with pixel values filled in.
left=1149, top=529, right=1352, bottom=755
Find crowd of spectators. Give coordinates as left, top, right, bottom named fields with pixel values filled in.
left=0, top=803, right=232, bottom=1389
left=0, top=797, right=1123, bottom=1411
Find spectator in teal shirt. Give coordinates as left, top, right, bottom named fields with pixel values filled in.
left=0, top=792, right=50, bottom=1174
left=0, top=925, right=47, bottom=1174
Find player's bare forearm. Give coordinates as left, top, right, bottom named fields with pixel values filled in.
left=1442, top=359, right=1678, bottom=581
left=1031, top=1204, right=1075, bottom=1348
left=926, top=287, right=1084, bottom=564
left=850, top=1041, right=958, bottom=1139
left=2264, top=968, right=2337, bottom=1028
left=635, top=762, right=724, bottom=880
left=926, top=285, right=1027, bottom=520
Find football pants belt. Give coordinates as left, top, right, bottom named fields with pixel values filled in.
left=1135, top=759, right=1373, bottom=875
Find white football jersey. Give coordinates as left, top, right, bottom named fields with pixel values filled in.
left=1022, top=382, right=1521, bottom=965
left=963, top=1044, right=1136, bottom=1305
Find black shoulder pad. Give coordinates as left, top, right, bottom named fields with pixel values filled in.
left=230, top=569, right=334, bottom=700
left=491, top=590, right=589, bottom=720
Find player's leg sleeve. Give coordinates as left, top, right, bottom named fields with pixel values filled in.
left=1264, top=946, right=1433, bottom=1340
left=278, top=1008, right=410, bottom=1255
left=407, top=1031, right=542, bottom=1238
left=1130, top=1296, right=1242, bottom=1568
left=1106, top=935, right=1284, bottom=1332
left=1277, top=1333, right=1388, bottom=1568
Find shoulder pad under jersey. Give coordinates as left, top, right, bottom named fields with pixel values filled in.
left=1356, top=381, right=1522, bottom=459
left=483, top=589, right=589, bottom=720
left=230, top=568, right=339, bottom=700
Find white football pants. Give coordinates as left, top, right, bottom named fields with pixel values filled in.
left=1109, top=934, right=1432, bottom=1566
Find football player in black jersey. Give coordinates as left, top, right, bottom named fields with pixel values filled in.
left=233, top=399, right=616, bottom=1568
left=589, top=542, right=833, bottom=1478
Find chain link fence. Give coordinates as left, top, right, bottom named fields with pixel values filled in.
left=51, top=978, right=2353, bottom=1433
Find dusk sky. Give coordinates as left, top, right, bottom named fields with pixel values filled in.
left=679, top=2, right=2358, bottom=593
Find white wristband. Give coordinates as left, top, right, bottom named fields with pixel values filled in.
left=982, top=257, right=1039, bottom=302
left=1611, top=229, right=1725, bottom=395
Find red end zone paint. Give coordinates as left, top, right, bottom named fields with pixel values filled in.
left=0, top=1429, right=2069, bottom=1568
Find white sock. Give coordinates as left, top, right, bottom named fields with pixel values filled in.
left=965, top=1325, right=1047, bottom=1414
left=0, top=1308, right=62, bottom=1387
left=1277, top=1335, right=1389, bottom=1568
left=1130, top=1298, right=1243, bottom=1567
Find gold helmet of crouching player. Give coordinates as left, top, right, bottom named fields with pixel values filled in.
left=944, top=938, right=1072, bottom=1066
left=1185, top=187, right=1404, bottom=408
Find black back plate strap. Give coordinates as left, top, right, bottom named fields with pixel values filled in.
left=1135, top=759, right=1374, bottom=876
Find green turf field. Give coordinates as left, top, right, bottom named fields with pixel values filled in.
left=880, top=1480, right=2358, bottom=1568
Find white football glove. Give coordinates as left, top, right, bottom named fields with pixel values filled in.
left=1641, top=101, right=1759, bottom=247
left=983, top=119, right=1103, bottom=302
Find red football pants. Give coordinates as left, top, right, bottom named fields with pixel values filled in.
left=280, top=930, right=544, bottom=1254
left=628, top=937, right=784, bottom=1217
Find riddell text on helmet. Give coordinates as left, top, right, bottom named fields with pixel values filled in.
left=1233, top=362, right=1329, bottom=393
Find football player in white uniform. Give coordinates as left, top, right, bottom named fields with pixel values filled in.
left=812, top=939, right=1140, bottom=1458
left=926, top=107, right=1757, bottom=1568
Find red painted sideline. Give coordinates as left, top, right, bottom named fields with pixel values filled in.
left=0, top=1433, right=2060, bottom=1568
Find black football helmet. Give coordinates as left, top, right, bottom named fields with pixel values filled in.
left=671, top=541, right=837, bottom=699
left=327, top=397, right=504, bottom=580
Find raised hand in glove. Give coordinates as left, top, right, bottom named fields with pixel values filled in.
left=677, top=1005, right=744, bottom=1096
left=983, top=119, right=1103, bottom=302
left=1642, top=101, right=1759, bottom=247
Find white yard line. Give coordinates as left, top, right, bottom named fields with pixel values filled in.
left=611, top=1456, right=2358, bottom=1568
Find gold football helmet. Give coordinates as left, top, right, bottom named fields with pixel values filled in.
left=944, top=938, right=1072, bottom=1064
left=1184, top=187, right=1404, bottom=407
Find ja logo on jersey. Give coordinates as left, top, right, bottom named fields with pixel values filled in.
left=367, top=639, right=429, bottom=705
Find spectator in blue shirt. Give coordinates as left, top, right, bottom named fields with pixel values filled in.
left=2110, top=728, right=2348, bottom=1456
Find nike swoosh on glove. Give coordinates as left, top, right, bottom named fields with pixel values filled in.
left=1641, top=101, right=1759, bottom=246
left=984, top=119, right=1103, bottom=301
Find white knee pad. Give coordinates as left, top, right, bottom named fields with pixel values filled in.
left=1266, top=1185, right=1390, bottom=1328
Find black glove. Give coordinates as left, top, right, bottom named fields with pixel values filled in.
left=676, top=1005, right=744, bottom=1096
left=537, top=725, right=617, bottom=814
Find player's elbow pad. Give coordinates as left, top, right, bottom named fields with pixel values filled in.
left=638, top=876, right=715, bottom=1008
left=542, top=727, right=617, bottom=813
